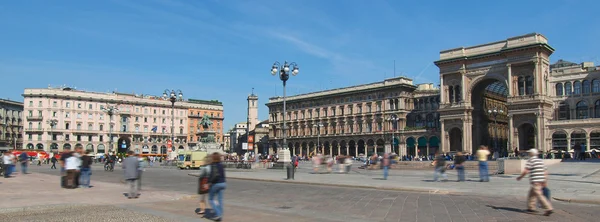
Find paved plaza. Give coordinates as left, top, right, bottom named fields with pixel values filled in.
left=0, top=162, right=597, bottom=221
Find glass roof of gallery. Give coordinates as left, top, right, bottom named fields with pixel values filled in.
left=484, top=81, right=507, bottom=96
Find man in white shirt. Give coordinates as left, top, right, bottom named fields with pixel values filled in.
left=64, top=149, right=81, bottom=189
left=3, top=153, right=15, bottom=178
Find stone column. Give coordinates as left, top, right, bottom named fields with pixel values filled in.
left=355, top=146, right=358, bottom=157
left=536, top=112, right=542, bottom=151
left=567, top=137, right=572, bottom=152
left=440, top=75, right=445, bottom=103
left=337, top=144, right=341, bottom=156
left=534, top=61, right=539, bottom=94
left=507, top=64, right=513, bottom=96
left=507, top=115, right=513, bottom=148
left=586, top=135, right=591, bottom=153
left=346, top=146, right=349, bottom=156
left=440, top=120, right=446, bottom=152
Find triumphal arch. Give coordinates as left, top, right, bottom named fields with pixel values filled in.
left=435, top=33, right=555, bottom=154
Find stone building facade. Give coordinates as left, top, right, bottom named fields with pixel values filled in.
left=22, top=86, right=223, bottom=155
left=266, top=77, right=438, bottom=157
left=0, top=99, right=24, bottom=151
left=187, top=99, right=224, bottom=149
left=436, top=33, right=600, bottom=155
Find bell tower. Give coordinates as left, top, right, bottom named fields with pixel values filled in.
left=247, top=89, right=259, bottom=131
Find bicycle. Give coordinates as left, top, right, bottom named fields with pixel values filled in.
left=104, top=163, right=114, bottom=172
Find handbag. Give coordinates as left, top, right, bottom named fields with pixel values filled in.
left=197, top=168, right=210, bottom=194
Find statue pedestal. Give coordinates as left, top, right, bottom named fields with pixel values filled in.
left=271, top=149, right=291, bottom=169
left=278, top=149, right=291, bottom=163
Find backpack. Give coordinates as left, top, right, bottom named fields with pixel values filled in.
left=209, top=164, right=220, bottom=184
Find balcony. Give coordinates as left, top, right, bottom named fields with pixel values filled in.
left=25, top=127, right=44, bottom=133
left=26, top=116, right=43, bottom=121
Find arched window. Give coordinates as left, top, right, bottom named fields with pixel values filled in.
left=593, top=79, right=600, bottom=93
left=565, top=82, right=572, bottom=95
left=426, top=114, right=435, bottom=128
left=448, top=87, right=454, bottom=104
left=415, top=115, right=424, bottom=127
left=576, top=101, right=588, bottom=119
left=595, top=100, right=600, bottom=118
left=582, top=80, right=591, bottom=94
left=558, top=102, right=570, bottom=120
left=555, top=83, right=563, bottom=96
left=454, top=86, right=461, bottom=103
left=518, top=77, right=525, bottom=95
left=525, top=76, right=533, bottom=95
left=574, top=81, right=582, bottom=95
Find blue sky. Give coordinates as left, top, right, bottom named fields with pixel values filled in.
left=1, top=0, right=599, bottom=129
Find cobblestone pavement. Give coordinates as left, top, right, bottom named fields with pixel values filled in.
left=16, top=165, right=598, bottom=221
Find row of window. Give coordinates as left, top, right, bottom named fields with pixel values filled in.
left=557, top=100, right=600, bottom=120
left=28, top=100, right=189, bottom=116
left=555, top=79, right=600, bottom=96
left=271, top=102, right=390, bottom=122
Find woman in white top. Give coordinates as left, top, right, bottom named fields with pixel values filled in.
left=196, top=155, right=212, bottom=216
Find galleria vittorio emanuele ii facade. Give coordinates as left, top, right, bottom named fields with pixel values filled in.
left=267, top=33, right=600, bottom=157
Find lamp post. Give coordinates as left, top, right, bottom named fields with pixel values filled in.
left=163, top=89, right=183, bottom=154
left=388, top=114, right=399, bottom=154
left=271, top=61, right=299, bottom=157
left=47, top=119, right=58, bottom=151
left=313, top=122, right=323, bottom=155
left=488, top=108, right=504, bottom=156
left=101, top=105, right=119, bottom=154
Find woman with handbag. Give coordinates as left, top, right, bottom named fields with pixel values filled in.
left=196, top=155, right=212, bottom=217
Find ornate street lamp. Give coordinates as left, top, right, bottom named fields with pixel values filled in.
left=488, top=108, right=504, bottom=157
left=101, top=105, right=119, bottom=153
left=388, top=114, right=399, bottom=154
left=163, top=89, right=183, bottom=154
left=271, top=61, right=299, bottom=153
left=47, top=119, right=58, bottom=151
left=313, top=122, right=323, bottom=155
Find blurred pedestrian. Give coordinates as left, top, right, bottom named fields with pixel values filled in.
left=454, top=152, right=466, bottom=182
left=476, top=145, right=490, bottom=182
left=137, top=154, right=145, bottom=190
left=196, top=155, right=212, bottom=217
left=432, top=152, right=447, bottom=182
left=50, top=155, right=57, bottom=169
left=122, top=151, right=140, bottom=199
left=382, top=153, right=391, bottom=180
left=517, top=149, right=553, bottom=216
left=64, top=148, right=81, bottom=189
left=79, top=150, right=93, bottom=188
left=208, top=152, right=226, bottom=221
left=19, top=152, right=28, bottom=174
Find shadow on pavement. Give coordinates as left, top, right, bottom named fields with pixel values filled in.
left=486, top=205, right=526, bottom=213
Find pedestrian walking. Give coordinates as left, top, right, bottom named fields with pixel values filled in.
left=79, top=150, right=93, bottom=188
left=64, top=149, right=80, bottom=189
left=516, top=149, right=553, bottom=216
left=432, top=152, right=447, bottom=182
left=382, top=153, right=391, bottom=180
left=476, top=145, right=490, bottom=182
left=122, top=151, right=140, bottom=199
left=51, top=156, right=57, bottom=169
left=454, top=152, right=466, bottom=182
left=196, top=155, right=212, bottom=217
left=19, top=152, right=28, bottom=174
left=137, top=153, right=145, bottom=191
left=2, top=152, right=14, bottom=178
left=208, top=152, right=226, bottom=221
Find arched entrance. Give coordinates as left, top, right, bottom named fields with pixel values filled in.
left=571, top=130, right=586, bottom=149
left=471, top=79, right=508, bottom=154
left=160, top=145, right=167, bottom=154
left=366, top=139, right=375, bottom=156
left=36, top=143, right=44, bottom=150
left=98, top=144, right=106, bottom=153
left=50, top=143, right=58, bottom=151
left=151, top=145, right=158, bottom=154
left=357, top=140, right=365, bottom=156
left=551, top=131, right=567, bottom=151
left=449, top=128, right=462, bottom=152
left=429, top=136, right=439, bottom=154
left=26, top=143, right=34, bottom=149
left=348, top=140, right=356, bottom=157
left=518, top=123, right=536, bottom=150
left=406, top=137, right=415, bottom=156
left=63, top=143, right=71, bottom=150
left=117, top=136, right=131, bottom=154
left=376, top=139, right=385, bottom=154
left=417, top=137, right=427, bottom=156
left=86, top=144, right=94, bottom=152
